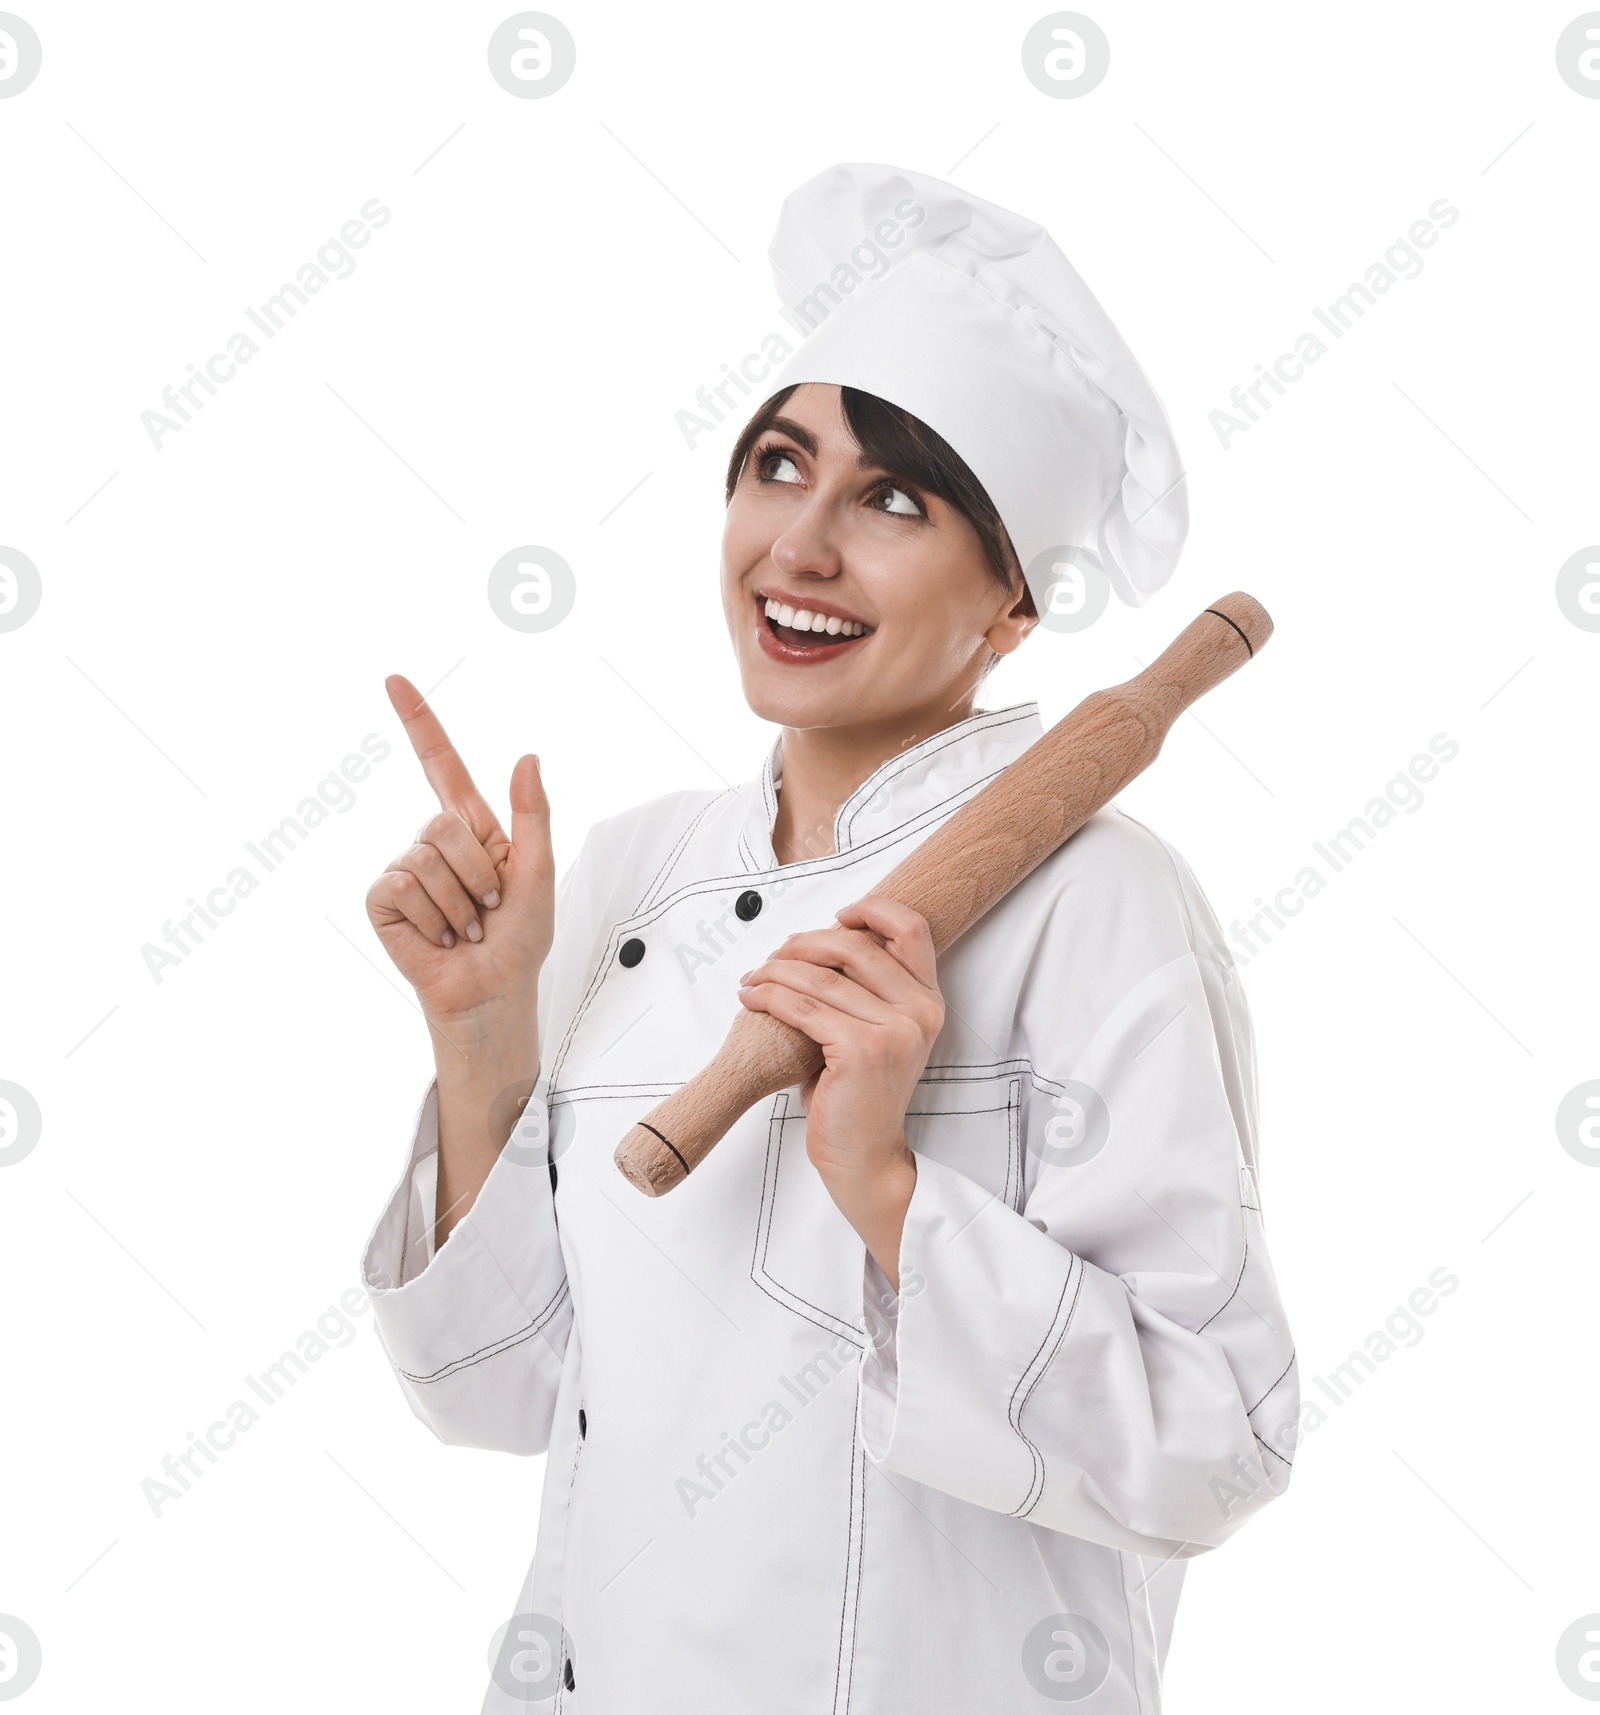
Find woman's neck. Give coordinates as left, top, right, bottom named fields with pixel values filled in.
left=770, top=690, right=979, bottom=865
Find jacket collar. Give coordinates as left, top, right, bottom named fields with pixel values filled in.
left=739, top=702, right=1043, bottom=871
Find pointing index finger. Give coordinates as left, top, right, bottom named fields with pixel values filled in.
left=385, top=674, right=506, bottom=843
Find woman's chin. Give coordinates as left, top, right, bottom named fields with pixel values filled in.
left=739, top=662, right=879, bottom=732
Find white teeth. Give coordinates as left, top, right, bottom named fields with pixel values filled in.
left=761, top=599, right=869, bottom=639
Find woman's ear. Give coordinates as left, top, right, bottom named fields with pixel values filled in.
left=985, top=576, right=1038, bottom=658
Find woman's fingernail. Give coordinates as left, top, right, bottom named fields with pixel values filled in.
left=483, top=889, right=500, bottom=909
left=465, top=920, right=483, bottom=943
left=739, top=970, right=754, bottom=984
left=442, top=928, right=456, bottom=947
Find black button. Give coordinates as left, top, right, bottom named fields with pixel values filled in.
left=564, top=1659, right=576, bottom=1691
left=578, top=1407, right=587, bottom=1439
left=735, top=889, right=763, bottom=922
left=618, top=937, right=645, bottom=967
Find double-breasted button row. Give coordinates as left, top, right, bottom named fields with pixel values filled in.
left=615, top=890, right=764, bottom=967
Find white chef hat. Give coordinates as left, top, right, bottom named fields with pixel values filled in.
left=764, top=162, right=1188, bottom=608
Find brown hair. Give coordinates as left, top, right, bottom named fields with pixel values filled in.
left=724, top=384, right=1031, bottom=604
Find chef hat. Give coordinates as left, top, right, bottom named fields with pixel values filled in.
left=764, top=162, right=1187, bottom=608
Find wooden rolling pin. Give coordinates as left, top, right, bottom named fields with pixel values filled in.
left=615, top=592, right=1273, bottom=1196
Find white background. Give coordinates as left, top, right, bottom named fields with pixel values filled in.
left=2, top=1, right=1596, bottom=1708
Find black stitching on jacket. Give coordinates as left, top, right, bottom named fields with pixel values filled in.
left=1007, top=1256, right=1085, bottom=1518
left=832, top=1403, right=866, bottom=1710
left=837, top=706, right=1038, bottom=844
left=634, top=790, right=730, bottom=915
left=398, top=1278, right=572, bottom=1384
left=748, top=1096, right=866, bottom=1346
left=1254, top=1430, right=1293, bottom=1469
left=1196, top=1235, right=1248, bottom=1334
left=902, top=1103, right=1013, bottom=1118
left=1245, top=1349, right=1298, bottom=1417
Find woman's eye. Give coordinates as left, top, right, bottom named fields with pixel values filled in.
left=877, top=484, right=922, bottom=517
left=761, top=450, right=802, bottom=484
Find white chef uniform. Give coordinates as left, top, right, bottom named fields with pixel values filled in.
left=360, top=701, right=1299, bottom=1713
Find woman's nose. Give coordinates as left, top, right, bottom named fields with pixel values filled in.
left=770, top=498, right=844, bottom=579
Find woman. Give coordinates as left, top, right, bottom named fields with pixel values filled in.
left=361, top=165, right=1297, bottom=1713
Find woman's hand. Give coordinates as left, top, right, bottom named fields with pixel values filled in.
left=735, top=897, right=942, bottom=1286
left=366, top=675, right=555, bottom=1041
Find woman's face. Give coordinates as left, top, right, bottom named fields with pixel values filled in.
left=720, top=384, right=1035, bottom=734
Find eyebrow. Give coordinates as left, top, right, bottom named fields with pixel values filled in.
left=762, top=416, right=880, bottom=472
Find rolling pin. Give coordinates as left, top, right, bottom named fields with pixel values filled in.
left=615, top=591, right=1272, bottom=1196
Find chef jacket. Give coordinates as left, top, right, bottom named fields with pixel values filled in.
left=360, top=701, right=1298, bottom=1713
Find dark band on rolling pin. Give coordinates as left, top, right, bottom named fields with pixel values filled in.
left=1204, top=608, right=1253, bottom=656
left=637, top=1122, right=690, bottom=1178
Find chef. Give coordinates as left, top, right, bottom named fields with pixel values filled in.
left=360, top=162, right=1298, bottom=1713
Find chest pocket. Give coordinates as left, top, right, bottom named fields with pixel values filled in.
left=750, top=1072, right=1024, bottom=1346
left=902, top=1069, right=1025, bottom=1212
left=751, top=1094, right=870, bottom=1347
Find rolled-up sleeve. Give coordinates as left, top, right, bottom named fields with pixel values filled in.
left=857, top=920, right=1298, bottom=1559
left=361, top=1075, right=573, bottom=1456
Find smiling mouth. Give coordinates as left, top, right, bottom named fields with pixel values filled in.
left=757, top=595, right=873, bottom=661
